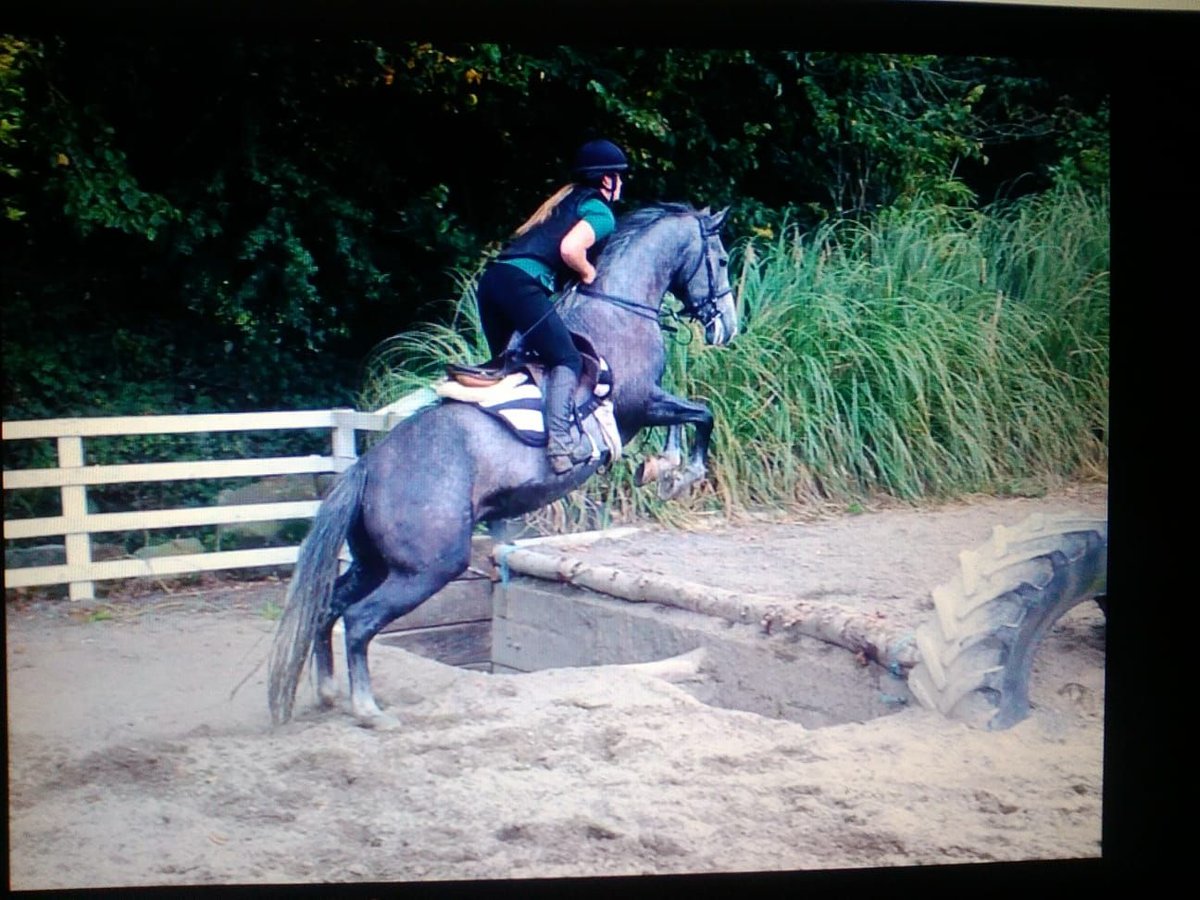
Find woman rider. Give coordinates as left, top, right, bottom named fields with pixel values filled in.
left=475, top=138, right=629, bottom=474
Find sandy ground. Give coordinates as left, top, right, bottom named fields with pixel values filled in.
left=6, top=485, right=1109, bottom=890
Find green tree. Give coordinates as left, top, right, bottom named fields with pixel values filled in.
left=0, top=35, right=31, bottom=223
left=2, top=36, right=1108, bottom=425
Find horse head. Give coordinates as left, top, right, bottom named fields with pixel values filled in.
left=674, top=206, right=739, bottom=346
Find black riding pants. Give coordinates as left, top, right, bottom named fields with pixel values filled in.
left=476, top=262, right=582, bottom=376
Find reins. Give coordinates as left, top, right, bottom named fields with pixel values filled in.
left=574, top=212, right=730, bottom=337
left=574, top=284, right=679, bottom=332
left=513, top=210, right=729, bottom=353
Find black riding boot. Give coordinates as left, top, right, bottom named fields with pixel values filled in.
left=544, top=364, right=591, bottom=474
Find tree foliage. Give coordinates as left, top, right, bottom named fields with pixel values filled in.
left=1, top=36, right=1108, bottom=423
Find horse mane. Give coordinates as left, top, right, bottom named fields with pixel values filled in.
left=597, top=202, right=699, bottom=267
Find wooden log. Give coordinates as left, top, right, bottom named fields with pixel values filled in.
left=498, top=546, right=920, bottom=670
left=509, top=526, right=641, bottom=549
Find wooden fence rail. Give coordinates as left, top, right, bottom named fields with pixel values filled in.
left=2, top=389, right=436, bottom=600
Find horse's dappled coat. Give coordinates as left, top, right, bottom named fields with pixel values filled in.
left=268, top=204, right=737, bottom=727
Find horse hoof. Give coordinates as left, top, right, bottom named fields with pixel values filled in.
left=355, top=710, right=402, bottom=731
left=636, top=456, right=660, bottom=486
left=659, top=466, right=704, bottom=501
left=351, top=694, right=401, bottom=730
left=317, top=683, right=339, bottom=708
left=657, top=471, right=687, bottom=500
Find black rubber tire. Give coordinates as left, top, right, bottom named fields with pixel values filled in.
left=908, top=512, right=1107, bottom=731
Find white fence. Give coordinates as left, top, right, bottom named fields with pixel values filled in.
left=2, top=390, right=435, bottom=600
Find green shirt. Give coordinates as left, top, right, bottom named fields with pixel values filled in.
left=501, top=197, right=616, bottom=292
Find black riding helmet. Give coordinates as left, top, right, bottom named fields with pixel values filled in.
left=571, top=138, right=629, bottom=184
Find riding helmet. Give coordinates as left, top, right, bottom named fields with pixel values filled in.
left=571, top=138, right=630, bottom=181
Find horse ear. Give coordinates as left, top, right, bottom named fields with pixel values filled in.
left=709, top=206, right=730, bottom=232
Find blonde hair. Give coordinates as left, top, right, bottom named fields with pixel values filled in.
left=514, top=184, right=576, bottom=237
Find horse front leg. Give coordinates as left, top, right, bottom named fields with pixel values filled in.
left=638, top=390, right=715, bottom=500
left=660, top=425, right=684, bottom=469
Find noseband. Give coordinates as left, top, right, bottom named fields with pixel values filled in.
left=682, top=216, right=733, bottom=332
left=576, top=213, right=731, bottom=333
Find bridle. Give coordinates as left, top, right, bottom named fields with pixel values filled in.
left=681, top=215, right=734, bottom=334
left=576, top=213, right=732, bottom=335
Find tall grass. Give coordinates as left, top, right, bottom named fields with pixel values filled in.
left=361, top=185, right=1108, bottom=526
left=359, top=269, right=491, bottom=407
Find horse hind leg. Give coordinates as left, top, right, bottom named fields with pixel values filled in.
left=313, top=562, right=383, bottom=708
left=341, top=557, right=467, bottom=729
left=635, top=425, right=683, bottom=487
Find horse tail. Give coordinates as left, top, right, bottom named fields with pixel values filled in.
left=267, top=460, right=369, bottom=725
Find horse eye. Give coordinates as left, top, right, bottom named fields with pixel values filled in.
left=719, top=258, right=728, bottom=267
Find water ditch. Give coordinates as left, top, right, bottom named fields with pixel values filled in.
left=374, top=533, right=914, bottom=730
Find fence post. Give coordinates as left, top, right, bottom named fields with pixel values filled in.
left=58, top=435, right=95, bottom=601
left=330, top=409, right=358, bottom=574
left=331, top=409, right=358, bottom=471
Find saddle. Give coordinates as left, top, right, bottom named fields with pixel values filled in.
left=437, top=332, right=621, bottom=460
left=446, top=332, right=602, bottom=392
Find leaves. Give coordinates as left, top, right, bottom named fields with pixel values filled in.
left=1, top=35, right=33, bottom=222
left=2, top=35, right=1108, bottom=432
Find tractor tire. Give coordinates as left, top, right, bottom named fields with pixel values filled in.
left=908, top=512, right=1107, bottom=731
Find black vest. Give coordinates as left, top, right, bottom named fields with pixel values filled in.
left=497, top=186, right=608, bottom=286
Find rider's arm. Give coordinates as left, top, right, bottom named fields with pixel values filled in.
left=560, top=220, right=598, bottom=284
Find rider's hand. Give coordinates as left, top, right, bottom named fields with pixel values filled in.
left=580, top=266, right=597, bottom=285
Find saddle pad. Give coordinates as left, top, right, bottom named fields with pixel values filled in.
left=435, top=373, right=547, bottom=446
left=434, top=368, right=622, bottom=459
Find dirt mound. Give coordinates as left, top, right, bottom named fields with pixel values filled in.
left=7, top=487, right=1107, bottom=888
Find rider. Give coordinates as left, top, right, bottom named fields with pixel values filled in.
left=475, top=138, right=628, bottom=474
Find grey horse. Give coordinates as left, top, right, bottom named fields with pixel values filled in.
left=268, top=202, right=739, bottom=728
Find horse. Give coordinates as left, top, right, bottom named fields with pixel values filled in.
left=267, top=202, right=739, bottom=728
